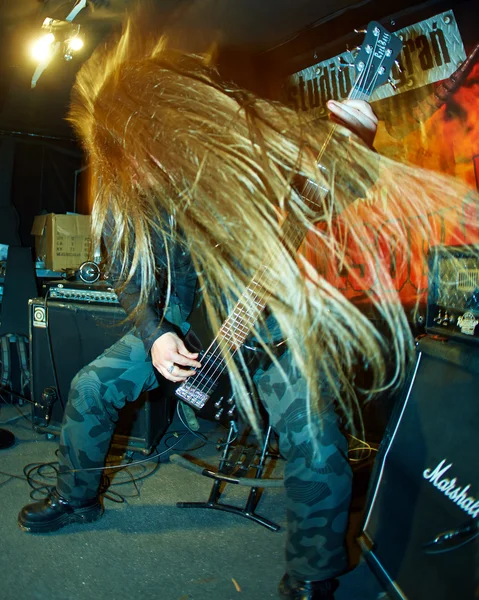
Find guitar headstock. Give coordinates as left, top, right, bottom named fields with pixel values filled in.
left=352, top=21, right=403, bottom=98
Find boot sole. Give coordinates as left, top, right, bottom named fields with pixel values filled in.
left=18, top=504, right=103, bottom=534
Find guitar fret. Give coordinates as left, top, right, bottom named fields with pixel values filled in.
left=354, top=91, right=370, bottom=101
left=223, top=320, right=250, bottom=335
left=232, top=309, right=260, bottom=324
left=220, top=330, right=247, bottom=346
left=224, top=318, right=255, bottom=335
left=227, top=312, right=254, bottom=327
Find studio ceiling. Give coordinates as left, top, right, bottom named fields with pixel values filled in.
left=0, top=0, right=468, bottom=138
left=1, top=1, right=393, bottom=53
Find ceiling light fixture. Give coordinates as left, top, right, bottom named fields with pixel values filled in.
left=31, top=0, right=88, bottom=88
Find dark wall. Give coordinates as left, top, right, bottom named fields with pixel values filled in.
left=0, top=136, right=83, bottom=248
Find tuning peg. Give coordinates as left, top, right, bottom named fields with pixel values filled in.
left=395, top=60, right=403, bottom=73
left=338, top=56, right=354, bottom=72
left=388, top=78, right=398, bottom=91
left=354, top=28, right=367, bottom=34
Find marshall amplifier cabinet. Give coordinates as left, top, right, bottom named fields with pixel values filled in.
left=426, top=244, right=479, bottom=344
left=29, top=292, right=172, bottom=454
left=359, top=335, right=479, bottom=600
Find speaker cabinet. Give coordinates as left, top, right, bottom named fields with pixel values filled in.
left=29, top=297, right=172, bottom=454
left=359, top=336, right=479, bottom=600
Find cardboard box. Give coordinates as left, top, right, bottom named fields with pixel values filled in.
left=31, top=213, right=92, bottom=271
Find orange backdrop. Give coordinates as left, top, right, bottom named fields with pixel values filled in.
left=319, top=57, right=479, bottom=314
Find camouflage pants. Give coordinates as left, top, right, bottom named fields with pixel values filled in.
left=255, top=350, right=352, bottom=581
left=57, top=331, right=351, bottom=582
left=56, top=330, right=160, bottom=500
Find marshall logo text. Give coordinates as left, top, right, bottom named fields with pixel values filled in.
left=423, top=459, right=479, bottom=519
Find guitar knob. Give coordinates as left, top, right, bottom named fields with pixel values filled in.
left=214, top=408, right=224, bottom=421
left=214, top=397, right=223, bottom=409
left=227, top=407, right=236, bottom=417
left=226, top=397, right=235, bottom=405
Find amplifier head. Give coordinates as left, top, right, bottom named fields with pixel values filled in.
left=42, top=279, right=119, bottom=304
left=426, top=244, right=479, bottom=343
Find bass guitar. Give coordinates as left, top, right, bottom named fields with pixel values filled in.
left=176, top=21, right=403, bottom=421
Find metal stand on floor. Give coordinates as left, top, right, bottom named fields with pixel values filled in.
left=171, top=420, right=282, bottom=532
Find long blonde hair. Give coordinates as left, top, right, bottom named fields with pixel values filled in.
left=69, top=22, right=478, bottom=433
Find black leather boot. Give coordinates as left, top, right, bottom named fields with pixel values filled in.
left=279, top=574, right=339, bottom=600
left=18, top=490, right=103, bottom=533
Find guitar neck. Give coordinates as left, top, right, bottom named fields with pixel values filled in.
left=217, top=211, right=307, bottom=348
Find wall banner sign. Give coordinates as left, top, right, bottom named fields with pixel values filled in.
left=282, top=11, right=467, bottom=120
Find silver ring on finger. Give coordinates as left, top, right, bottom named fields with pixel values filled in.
left=167, top=363, right=175, bottom=374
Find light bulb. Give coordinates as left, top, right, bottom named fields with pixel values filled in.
left=68, top=37, right=84, bottom=51
left=31, top=33, right=55, bottom=62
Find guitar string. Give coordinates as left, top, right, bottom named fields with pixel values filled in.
left=178, top=29, right=392, bottom=407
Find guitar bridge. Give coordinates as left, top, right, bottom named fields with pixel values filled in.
left=176, top=384, right=210, bottom=409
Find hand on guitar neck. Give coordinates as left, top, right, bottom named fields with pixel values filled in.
left=295, top=99, right=380, bottom=216
left=327, top=99, right=379, bottom=149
